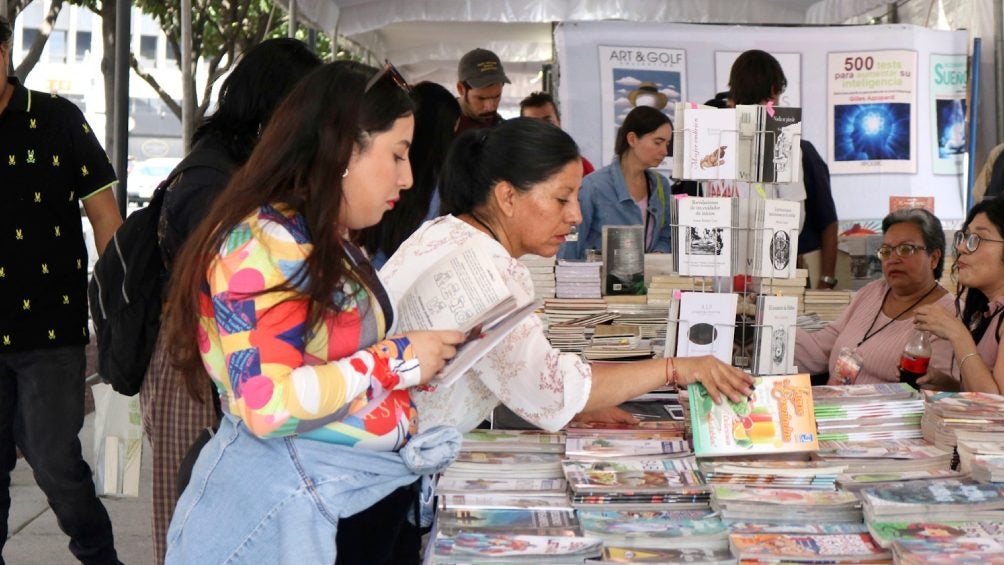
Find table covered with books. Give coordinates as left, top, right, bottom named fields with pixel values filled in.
left=423, top=381, right=1004, bottom=565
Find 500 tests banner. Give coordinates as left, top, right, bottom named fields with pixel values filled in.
left=556, top=22, right=968, bottom=223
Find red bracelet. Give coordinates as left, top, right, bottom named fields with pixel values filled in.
left=665, top=357, right=679, bottom=390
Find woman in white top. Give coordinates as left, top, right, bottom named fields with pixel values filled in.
left=381, top=118, right=753, bottom=433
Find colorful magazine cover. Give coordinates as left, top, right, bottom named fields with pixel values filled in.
left=433, top=531, right=602, bottom=559
left=689, top=374, right=818, bottom=457
left=869, top=520, right=1004, bottom=548
left=579, top=513, right=727, bottom=539
left=561, top=458, right=702, bottom=493
left=712, top=485, right=858, bottom=507
left=730, top=533, right=890, bottom=559
left=598, top=545, right=735, bottom=564
left=893, top=536, right=1004, bottom=564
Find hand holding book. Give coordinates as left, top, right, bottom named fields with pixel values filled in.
left=399, top=330, right=466, bottom=385
left=674, top=355, right=754, bottom=405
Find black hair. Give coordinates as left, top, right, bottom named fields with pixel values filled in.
left=440, top=117, right=580, bottom=216
left=881, top=208, right=946, bottom=279
left=704, top=91, right=730, bottom=109
left=614, top=106, right=671, bottom=158
left=360, top=81, right=460, bottom=259
left=729, top=49, right=787, bottom=105
left=0, top=16, right=10, bottom=45
left=193, top=38, right=321, bottom=165
left=520, top=91, right=560, bottom=120
left=956, top=196, right=1004, bottom=343
left=167, top=60, right=414, bottom=397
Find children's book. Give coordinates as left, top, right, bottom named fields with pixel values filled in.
left=730, top=533, right=890, bottom=560
left=689, top=374, right=818, bottom=457
left=561, top=457, right=702, bottom=493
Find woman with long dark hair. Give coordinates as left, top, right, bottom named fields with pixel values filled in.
left=162, top=61, right=464, bottom=564
left=916, top=196, right=1004, bottom=392
left=360, top=81, right=460, bottom=267
left=141, top=38, right=321, bottom=564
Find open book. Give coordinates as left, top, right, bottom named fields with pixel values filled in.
left=393, top=242, right=540, bottom=386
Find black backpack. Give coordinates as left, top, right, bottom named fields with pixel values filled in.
left=88, top=150, right=231, bottom=396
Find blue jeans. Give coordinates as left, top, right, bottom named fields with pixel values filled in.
left=166, top=415, right=459, bottom=564
left=0, top=346, right=120, bottom=565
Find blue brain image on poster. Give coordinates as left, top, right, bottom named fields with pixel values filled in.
left=936, top=98, right=966, bottom=158
left=833, top=103, right=911, bottom=161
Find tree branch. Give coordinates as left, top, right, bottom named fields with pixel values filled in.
left=129, top=53, right=182, bottom=118
left=14, top=0, right=64, bottom=81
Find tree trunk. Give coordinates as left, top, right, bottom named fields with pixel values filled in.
left=13, top=0, right=63, bottom=81
left=99, top=0, right=116, bottom=153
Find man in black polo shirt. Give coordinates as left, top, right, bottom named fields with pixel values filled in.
left=0, top=16, right=123, bottom=564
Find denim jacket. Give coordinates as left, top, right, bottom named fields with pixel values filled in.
left=558, top=159, right=673, bottom=260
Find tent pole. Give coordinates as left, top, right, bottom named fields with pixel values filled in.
left=181, top=0, right=193, bottom=152
left=995, top=0, right=1004, bottom=144
left=112, top=0, right=130, bottom=218
left=288, top=0, right=297, bottom=38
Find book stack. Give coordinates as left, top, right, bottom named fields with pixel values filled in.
left=861, top=480, right=1004, bottom=532
left=564, top=429, right=690, bottom=460
left=893, top=536, right=1004, bottom=565
left=646, top=275, right=715, bottom=306
left=867, top=518, right=1004, bottom=549
left=593, top=545, right=736, bottom=565
left=812, top=383, right=925, bottom=442
left=835, top=469, right=964, bottom=492
left=688, top=374, right=818, bottom=458
left=729, top=532, right=891, bottom=563
left=971, top=456, right=1004, bottom=483
left=803, top=290, right=854, bottom=322
left=921, top=391, right=1004, bottom=453
left=562, top=456, right=711, bottom=511
left=544, top=302, right=616, bottom=354
left=710, top=485, right=862, bottom=523
left=554, top=259, right=602, bottom=299
left=750, top=268, right=809, bottom=312
left=583, top=324, right=653, bottom=361
left=430, top=531, right=602, bottom=564
left=518, top=254, right=556, bottom=300
left=699, top=460, right=843, bottom=491
left=643, top=253, right=674, bottom=284
left=812, top=439, right=953, bottom=473
left=578, top=509, right=730, bottom=551
left=460, top=429, right=565, bottom=454
left=957, top=435, right=1004, bottom=474
left=751, top=295, right=799, bottom=375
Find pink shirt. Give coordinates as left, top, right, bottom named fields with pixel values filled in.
left=795, top=279, right=956, bottom=385
left=974, top=310, right=1004, bottom=369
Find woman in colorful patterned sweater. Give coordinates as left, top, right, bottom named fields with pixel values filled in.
left=161, top=61, right=465, bottom=564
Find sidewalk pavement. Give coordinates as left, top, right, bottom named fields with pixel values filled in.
left=5, top=410, right=154, bottom=564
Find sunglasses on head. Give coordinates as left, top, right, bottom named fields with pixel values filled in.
left=364, top=60, right=410, bottom=94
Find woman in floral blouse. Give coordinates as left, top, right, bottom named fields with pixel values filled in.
left=161, top=61, right=464, bottom=564
left=382, top=118, right=754, bottom=434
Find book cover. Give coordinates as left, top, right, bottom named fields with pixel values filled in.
left=675, top=292, right=737, bottom=364
left=602, top=225, right=645, bottom=295
left=753, top=295, right=799, bottom=375
left=597, top=546, right=735, bottom=564
left=682, top=108, right=738, bottom=181
left=439, top=493, right=572, bottom=511
left=436, top=508, right=578, bottom=530
left=730, top=533, right=890, bottom=559
left=561, top=458, right=702, bottom=493
left=689, top=374, right=818, bottom=457
left=675, top=197, right=733, bottom=277
left=754, top=199, right=801, bottom=278
left=869, top=520, right=1004, bottom=548
left=760, top=106, right=803, bottom=184
left=564, top=437, right=689, bottom=459
left=433, top=532, right=602, bottom=560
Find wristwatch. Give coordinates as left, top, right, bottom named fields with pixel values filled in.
left=821, top=275, right=838, bottom=287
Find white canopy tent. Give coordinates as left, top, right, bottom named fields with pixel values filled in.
left=286, top=0, right=999, bottom=168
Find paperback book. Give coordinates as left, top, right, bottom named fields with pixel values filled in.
left=602, top=225, right=646, bottom=295
left=689, top=374, right=818, bottom=457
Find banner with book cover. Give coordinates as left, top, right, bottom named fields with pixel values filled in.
left=827, top=49, right=918, bottom=175
left=930, top=54, right=967, bottom=175
left=597, top=45, right=687, bottom=167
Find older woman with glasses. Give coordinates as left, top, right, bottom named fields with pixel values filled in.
left=795, top=208, right=956, bottom=386
left=915, top=196, right=1004, bottom=393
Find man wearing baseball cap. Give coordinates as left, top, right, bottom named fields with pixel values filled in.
left=455, top=47, right=510, bottom=134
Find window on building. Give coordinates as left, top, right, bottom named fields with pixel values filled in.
left=140, top=35, right=158, bottom=66
left=75, top=31, right=92, bottom=61
left=48, top=30, right=68, bottom=63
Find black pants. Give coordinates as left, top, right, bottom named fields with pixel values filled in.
left=335, top=480, right=422, bottom=565
left=0, top=346, right=120, bottom=565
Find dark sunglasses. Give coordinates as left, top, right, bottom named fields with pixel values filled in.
left=364, top=60, right=410, bottom=94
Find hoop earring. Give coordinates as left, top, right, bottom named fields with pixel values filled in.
left=342, top=169, right=349, bottom=178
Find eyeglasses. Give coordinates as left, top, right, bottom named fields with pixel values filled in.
left=876, top=243, right=929, bottom=260
left=364, top=60, right=410, bottom=94
left=954, top=230, right=1004, bottom=253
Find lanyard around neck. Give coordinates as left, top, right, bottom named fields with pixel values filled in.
left=857, top=284, right=938, bottom=347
